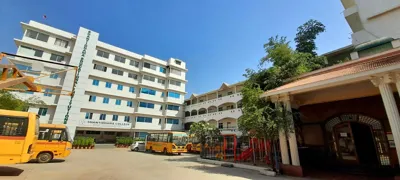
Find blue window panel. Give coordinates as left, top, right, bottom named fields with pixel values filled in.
left=116, top=99, right=121, bottom=105
left=112, top=115, right=118, bottom=121
left=100, top=114, right=106, bottom=120
left=141, top=88, right=156, bottom=96
left=117, top=84, right=123, bottom=91
left=161, top=92, right=165, bottom=97
left=103, top=97, right=109, bottom=104
left=148, top=103, right=154, bottom=109
left=26, top=91, right=34, bottom=94
left=89, top=95, right=96, bottom=102
left=50, top=73, right=58, bottom=79
left=139, top=102, right=154, bottom=109
left=129, top=87, right=135, bottom=93
left=167, top=118, right=179, bottom=125
left=92, top=79, right=99, bottom=86
left=127, top=101, right=133, bottom=107
left=138, top=132, right=148, bottom=138
left=167, top=105, right=180, bottom=111
left=124, top=116, right=130, bottom=122
left=85, top=112, right=92, bottom=119
left=44, top=89, right=52, bottom=97
left=168, top=92, right=180, bottom=99
left=105, top=82, right=112, bottom=88
left=159, top=67, right=166, bottom=73
left=139, top=102, right=146, bottom=108
left=137, top=117, right=152, bottom=123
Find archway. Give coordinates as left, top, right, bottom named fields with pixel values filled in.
left=184, top=122, right=194, bottom=130
left=191, top=110, right=198, bottom=116
left=185, top=111, right=190, bottom=117
left=218, top=102, right=236, bottom=111
left=325, top=114, right=390, bottom=166
left=208, top=106, right=217, bottom=113
left=198, top=108, right=207, bottom=115
left=208, top=119, right=217, bottom=128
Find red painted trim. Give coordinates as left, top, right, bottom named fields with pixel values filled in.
left=0, top=136, right=25, bottom=140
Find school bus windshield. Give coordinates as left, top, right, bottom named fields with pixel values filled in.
left=172, top=134, right=188, bottom=146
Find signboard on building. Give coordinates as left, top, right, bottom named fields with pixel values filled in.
left=78, top=120, right=132, bottom=129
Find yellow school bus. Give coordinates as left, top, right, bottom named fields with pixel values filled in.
left=0, top=110, right=39, bottom=164
left=146, top=132, right=188, bottom=155
left=33, top=124, right=72, bottom=163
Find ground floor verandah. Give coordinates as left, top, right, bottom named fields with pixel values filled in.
left=261, top=48, right=400, bottom=177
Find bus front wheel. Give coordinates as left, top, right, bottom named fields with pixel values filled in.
left=37, top=152, right=53, bottom=163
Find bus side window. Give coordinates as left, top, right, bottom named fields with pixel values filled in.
left=50, top=129, right=62, bottom=141
left=38, top=128, right=50, bottom=140
left=61, top=130, right=68, bottom=141
left=167, top=134, right=172, bottom=143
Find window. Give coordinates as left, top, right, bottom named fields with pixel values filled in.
left=228, top=91, right=233, bottom=95
left=114, top=55, right=126, bottom=63
left=115, top=99, right=121, bottom=105
left=92, top=79, right=99, bottom=86
left=167, top=105, right=180, bottom=111
left=112, top=69, right=124, bottom=76
left=168, top=92, right=180, bottom=99
left=143, top=75, right=155, bottom=82
left=218, top=107, right=223, bottom=111
left=93, top=64, right=107, bottom=72
left=54, top=38, right=69, bottom=48
left=38, top=108, right=48, bottom=116
left=89, top=95, right=96, bottom=102
left=130, top=60, right=139, bottom=67
left=161, top=92, right=165, bottom=97
left=97, top=50, right=109, bottom=58
left=124, top=116, right=130, bottom=122
left=218, top=123, right=223, bottom=129
left=139, top=102, right=155, bottom=109
left=112, top=115, right=118, bottom=121
left=26, top=29, right=49, bottom=42
left=136, top=117, right=152, bottom=123
left=160, top=105, right=163, bottom=110
left=50, top=54, right=65, bottom=62
left=129, top=87, right=135, bottom=93
left=0, top=116, right=28, bottom=137
left=103, top=97, right=109, bottom=104
left=227, top=122, right=231, bottom=128
left=167, top=118, right=179, bottom=125
left=128, top=73, right=138, bottom=79
left=170, top=68, right=181, bottom=76
left=218, top=94, right=222, bottom=98
left=141, top=88, right=156, bottom=95
left=175, top=60, right=181, bottom=65
left=20, top=46, right=43, bottom=57
left=44, top=89, right=52, bottom=97
left=127, top=101, right=133, bottom=107
left=159, top=67, right=166, bottom=73
left=99, top=114, right=106, bottom=120
left=143, top=62, right=156, bottom=70
left=117, top=84, right=123, bottom=91
left=159, top=119, right=162, bottom=124
left=105, top=82, right=112, bottom=88
left=158, top=79, right=166, bottom=85
left=85, top=112, right=93, bottom=119
left=50, top=71, right=58, bottom=79
left=169, top=80, right=181, bottom=86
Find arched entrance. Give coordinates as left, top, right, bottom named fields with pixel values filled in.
left=325, top=114, right=390, bottom=166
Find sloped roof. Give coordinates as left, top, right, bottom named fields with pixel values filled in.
left=219, top=82, right=230, bottom=90
left=262, top=47, right=400, bottom=97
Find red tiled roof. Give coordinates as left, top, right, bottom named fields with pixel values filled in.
left=263, top=48, right=400, bottom=96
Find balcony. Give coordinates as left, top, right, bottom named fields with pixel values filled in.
left=139, top=80, right=165, bottom=90
left=134, top=121, right=162, bottom=130
left=135, top=107, right=163, bottom=117
left=90, top=69, right=139, bottom=86
left=165, top=110, right=183, bottom=117
left=185, top=92, right=242, bottom=112
left=341, top=0, right=355, bottom=9
left=220, top=128, right=242, bottom=136
left=166, top=96, right=184, bottom=104
left=184, top=108, right=242, bottom=123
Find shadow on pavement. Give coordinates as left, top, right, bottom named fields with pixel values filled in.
left=27, top=159, right=65, bottom=164
left=164, top=156, right=198, bottom=162
left=0, top=166, right=24, bottom=176
left=182, top=165, right=291, bottom=180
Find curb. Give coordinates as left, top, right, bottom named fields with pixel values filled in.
left=197, top=158, right=276, bottom=177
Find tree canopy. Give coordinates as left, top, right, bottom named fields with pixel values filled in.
left=0, top=90, right=45, bottom=111
left=189, top=121, right=220, bottom=145
left=238, top=19, right=327, bottom=140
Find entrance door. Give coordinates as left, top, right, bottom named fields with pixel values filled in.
left=351, top=123, right=379, bottom=166
left=334, top=123, right=358, bottom=164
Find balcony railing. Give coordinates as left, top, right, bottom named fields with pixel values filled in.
left=185, top=108, right=242, bottom=122
left=185, top=92, right=242, bottom=111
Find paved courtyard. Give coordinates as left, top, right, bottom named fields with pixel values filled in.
left=0, top=147, right=297, bottom=180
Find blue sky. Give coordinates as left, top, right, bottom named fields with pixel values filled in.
left=0, top=0, right=351, bottom=97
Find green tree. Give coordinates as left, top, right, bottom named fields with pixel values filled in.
left=189, top=121, right=220, bottom=157
left=0, top=90, right=45, bottom=111
left=294, top=19, right=326, bottom=56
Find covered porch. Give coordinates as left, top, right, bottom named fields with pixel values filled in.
left=262, top=48, right=400, bottom=177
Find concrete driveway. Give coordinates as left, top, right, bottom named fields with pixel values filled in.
left=0, top=148, right=297, bottom=180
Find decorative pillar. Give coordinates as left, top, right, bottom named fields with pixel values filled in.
left=372, top=75, right=400, bottom=165
left=271, top=96, right=290, bottom=165
left=393, top=73, right=400, bottom=98
left=281, top=94, right=300, bottom=166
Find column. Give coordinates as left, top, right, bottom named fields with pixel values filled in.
left=393, top=73, right=400, bottom=98
left=372, top=75, right=400, bottom=164
left=281, top=94, right=300, bottom=166
left=271, top=96, right=290, bottom=165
